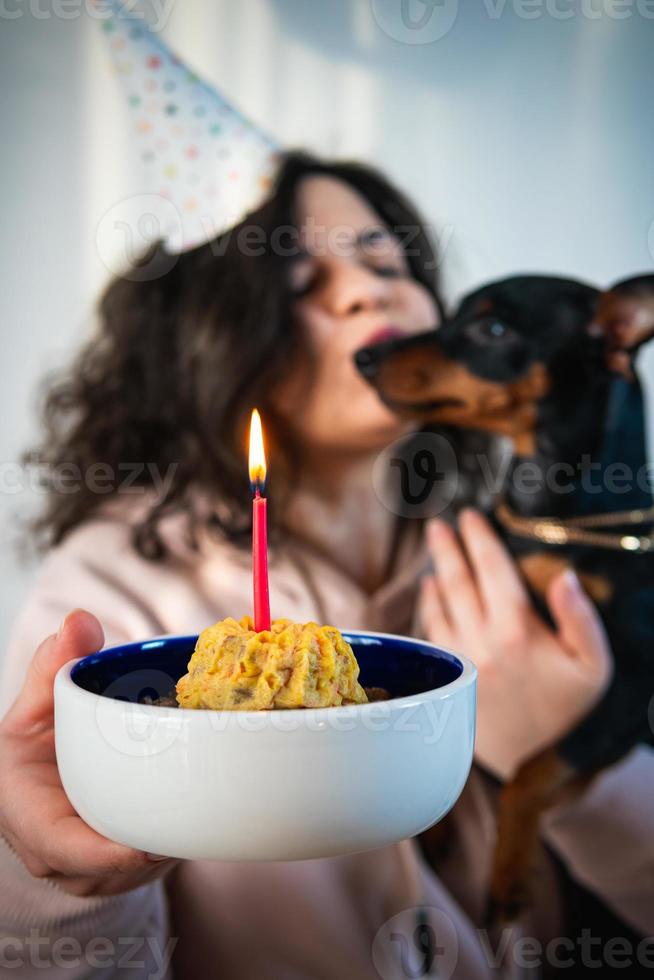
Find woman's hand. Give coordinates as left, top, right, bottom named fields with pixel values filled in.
left=0, top=609, right=179, bottom=897
left=419, top=510, right=613, bottom=781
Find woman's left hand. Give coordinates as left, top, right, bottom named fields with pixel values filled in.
left=419, top=509, right=614, bottom=781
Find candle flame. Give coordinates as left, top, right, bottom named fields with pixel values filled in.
left=248, top=408, right=267, bottom=490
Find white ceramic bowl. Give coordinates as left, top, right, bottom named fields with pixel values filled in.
left=54, top=630, right=476, bottom=861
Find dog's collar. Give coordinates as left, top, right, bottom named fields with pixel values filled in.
left=495, top=499, right=654, bottom=553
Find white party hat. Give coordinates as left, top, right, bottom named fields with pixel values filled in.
left=95, top=0, right=280, bottom=253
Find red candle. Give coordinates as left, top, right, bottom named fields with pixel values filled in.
left=249, top=409, right=271, bottom=632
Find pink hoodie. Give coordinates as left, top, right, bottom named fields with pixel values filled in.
left=1, top=500, right=653, bottom=979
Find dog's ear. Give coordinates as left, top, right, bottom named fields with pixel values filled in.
left=589, top=274, right=654, bottom=378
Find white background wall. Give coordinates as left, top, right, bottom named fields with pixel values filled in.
left=1, top=0, right=653, bottom=648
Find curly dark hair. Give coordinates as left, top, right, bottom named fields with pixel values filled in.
left=24, top=150, right=445, bottom=561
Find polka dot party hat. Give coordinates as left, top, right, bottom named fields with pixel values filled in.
left=95, top=0, right=279, bottom=253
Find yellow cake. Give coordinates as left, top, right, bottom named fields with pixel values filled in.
left=175, top=616, right=368, bottom=710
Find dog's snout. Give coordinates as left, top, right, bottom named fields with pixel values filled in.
left=354, top=347, right=381, bottom=378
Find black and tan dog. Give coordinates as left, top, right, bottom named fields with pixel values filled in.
left=355, top=273, right=654, bottom=925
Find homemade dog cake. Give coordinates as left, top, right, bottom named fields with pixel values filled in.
left=175, top=617, right=369, bottom=710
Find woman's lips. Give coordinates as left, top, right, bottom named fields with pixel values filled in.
left=362, top=326, right=407, bottom=347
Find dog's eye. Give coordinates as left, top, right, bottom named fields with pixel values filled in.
left=464, top=318, right=515, bottom=343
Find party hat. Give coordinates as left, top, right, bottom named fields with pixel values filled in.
left=95, top=0, right=279, bottom=253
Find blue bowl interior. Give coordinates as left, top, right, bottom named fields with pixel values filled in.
left=71, top=633, right=463, bottom=705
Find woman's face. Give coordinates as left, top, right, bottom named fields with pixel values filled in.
left=273, top=175, right=440, bottom=454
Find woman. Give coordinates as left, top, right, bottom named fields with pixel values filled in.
left=0, top=152, right=651, bottom=979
